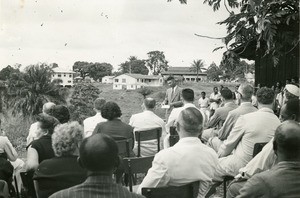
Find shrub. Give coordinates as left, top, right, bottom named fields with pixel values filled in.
left=137, top=87, right=153, bottom=99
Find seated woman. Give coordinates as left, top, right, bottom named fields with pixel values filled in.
left=33, top=122, right=87, bottom=198
left=26, top=114, right=59, bottom=171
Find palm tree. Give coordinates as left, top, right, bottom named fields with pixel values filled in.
left=190, top=59, right=206, bottom=82
left=7, top=64, right=67, bottom=116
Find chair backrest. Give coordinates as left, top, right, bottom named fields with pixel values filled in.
left=20, top=171, right=36, bottom=198
left=135, top=128, right=162, bottom=157
left=169, top=126, right=178, bottom=136
left=0, top=180, right=9, bottom=198
left=169, top=126, right=179, bottom=147
left=123, top=156, right=154, bottom=191
left=142, top=181, right=199, bottom=198
left=116, top=138, right=133, bottom=158
left=253, top=142, right=268, bottom=157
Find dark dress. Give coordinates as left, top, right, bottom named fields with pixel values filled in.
left=33, top=155, right=87, bottom=198
left=30, top=135, right=55, bottom=163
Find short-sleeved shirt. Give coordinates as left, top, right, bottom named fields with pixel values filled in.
left=30, top=135, right=55, bottom=163
left=209, top=92, right=221, bottom=110
left=198, top=97, right=210, bottom=108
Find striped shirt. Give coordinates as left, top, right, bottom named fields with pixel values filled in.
left=50, top=174, right=145, bottom=198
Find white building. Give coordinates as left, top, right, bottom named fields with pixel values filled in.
left=161, top=67, right=207, bottom=82
left=51, top=68, right=76, bottom=87
left=102, top=76, right=114, bottom=84
left=113, top=73, right=163, bottom=90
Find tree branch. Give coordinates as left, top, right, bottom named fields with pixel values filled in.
left=194, top=33, right=225, bottom=40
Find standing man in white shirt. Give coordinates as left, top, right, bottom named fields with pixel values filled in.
left=198, top=91, right=210, bottom=126
left=137, top=107, right=218, bottom=197
left=83, top=98, right=106, bottom=138
left=209, top=87, right=221, bottom=117
left=129, top=98, right=166, bottom=157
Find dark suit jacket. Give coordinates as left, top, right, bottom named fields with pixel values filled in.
left=164, top=86, right=183, bottom=108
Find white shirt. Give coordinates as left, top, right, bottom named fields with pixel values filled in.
left=166, top=103, right=199, bottom=133
left=129, top=110, right=166, bottom=156
left=198, top=97, right=210, bottom=108
left=209, top=92, right=221, bottom=110
left=137, top=137, right=218, bottom=197
left=83, top=113, right=107, bottom=138
left=27, top=122, right=39, bottom=146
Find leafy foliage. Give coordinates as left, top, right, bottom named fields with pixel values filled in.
left=73, top=61, right=113, bottom=81
left=190, top=59, right=206, bottom=82
left=6, top=64, right=67, bottom=116
left=145, top=51, right=169, bottom=75
left=137, top=87, right=153, bottom=99
left=119, top=56, right=149, bottom=75
left=207, top=62, right=223, bottom=81
left=0, top=65, right=20, bottom=81
left=68, top=83, right=101, bottom=123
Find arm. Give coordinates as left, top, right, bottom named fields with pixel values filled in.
left=165, top=109, right=178, bottom=133
left=218, top=112, right=237, bottom=141
left=3, top=137, right=18, bottom=162
left=25, top=146, right=39, bottom=171
left=239, top=140, right=276, bottom=179
left=237, top=175, right=267, bottom=198
left=218, top=116, right=245, bottom=157
left=207, top=110, right=220, bottom=128
left=137, top=153, right=169, bottom=194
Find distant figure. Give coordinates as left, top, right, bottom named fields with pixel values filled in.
left=27, top=102, right=55, bottom=145
left=137, top=107, right=218, bottom=197
left=209, top=87, right=221, bottom=117
left=34, top=122, right=87, bottom=198
left=162, top=76, right=183, bottom=119
left=234, top=84, right=241, bottom=105
left=129, top=98, right=166, bottom=157
left=50, top=134, right=144, bottom=198
left=237, top=121, right=300, bottom=197
left=283, top=84, right=299, bottom=104
left=83, top=98, right=106, bottom=138
left=198, top=91, right=210, bottom=127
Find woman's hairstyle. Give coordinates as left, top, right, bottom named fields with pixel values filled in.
left=52, top=121, right=83, bottom=157
left=101, top=102, right=122, bottom=120
left=36, top=113, right=59, bottom=135
left=48, top=105, right=70, bottom=124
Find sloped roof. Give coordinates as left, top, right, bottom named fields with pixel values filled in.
left=161, top=67, right=206, bottom=75
left=53, top=68, right=76, bottom=73
left=119, top=73, right=161, bottom=79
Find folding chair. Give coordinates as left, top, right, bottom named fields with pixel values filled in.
left=135, top=128, right=162, bottom=157
left=253, top=142, right=268, bottom=157
left=142, top=181, right=199, bottom=198
left=123, top=156, right=154, bottom=192
left=116, top=138, right=133, bottom=158
left=20, top=171, right=36, bottom=198
left=169, top=126, right=179, bottom=147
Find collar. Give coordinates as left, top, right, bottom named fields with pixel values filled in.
left=183, top=103, right=197, bottom=108
left=257, top=107, right=274, bottom=113
left=85, top=174, right=113, bottom=183
left=178, top=137, right=202, bottom=144
left=277, top=161, right=300, bottom=168
left=240, top=102, right=252, bottom=106
left=173, top=85, right=178, bottom=91
left=224, top=102, right=236, bottom=107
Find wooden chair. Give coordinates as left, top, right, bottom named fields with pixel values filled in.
left=135, top=128, right=162, bottom=157
left=142, top=181, right=199, bottom=198
left=169, top=126, right=179, bottom=147
left=116, top=138, right=133, bottom=158
left=221, top=142, right=268, bottom=198
left=20, top=171, right=36, bottom=198
left=123, top=156, right=154, bottom=192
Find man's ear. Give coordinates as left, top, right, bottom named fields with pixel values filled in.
left=77, top=157, right=84, bottom=168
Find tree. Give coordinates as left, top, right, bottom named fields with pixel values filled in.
left=145, top=51, right=169, bottom=75
left=88, top=62, right=113, bottom=81
left=190, top=59, right=206, bottom=82
left=7, top=64, right=67, bottom=116
left=207, top=62, right=222, bottom=81
left=73, top=61, right=90, bottom=79
left=137, top=87, right=153, bottom=99
left=0, top=65, right=20, bottom=81
left=119, top=56, right=149, bottom=75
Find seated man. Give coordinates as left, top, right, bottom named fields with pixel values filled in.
left=213, top=87, right=281, bottom=181
left=227, top=98, right=299, bottom=198
left=129, top=98, right=166, bottom=157
left=137, top=107, right=218, bottom=197
left=207, top=83, right=257, bottom=151
left=50, top=134, right=144, bottom=198
left=237, top=121, right=300, bottom=197
left=83, top=98, right=106, bottom=138
left=202, top=88, right=238, bottom=142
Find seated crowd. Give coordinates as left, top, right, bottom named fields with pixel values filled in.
left=0, top=77, right=299, bottom=198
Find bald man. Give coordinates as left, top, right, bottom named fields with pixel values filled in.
left=50, top=134, right=144, bottom=198
left=237, top=121, right=300, bottom=197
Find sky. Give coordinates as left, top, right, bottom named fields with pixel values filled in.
left=0, top=0, right=231, bottom=71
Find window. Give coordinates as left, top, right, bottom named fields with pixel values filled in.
left=64, top=74, right=66, bottom=77
left=68, top=80, right=71, bottom=83
left=115, top=85, right=117, bottom=88
left=137, top=79, right=139, bottom=82
left=122, top=79, right=126, bottom=83
left=148, top=79, right=151, bottom=82
left=52, top=75, right=55, bottom=77
left=141, top=79, right=144, bottom=82
left=186, top=78, right=190, bottom=81
left=115, top=79, right=119, bottom=82
left=69, top=75, right=72, bottom=78
left=131, top=85, right=133, bottom=88
left=58, top=74, right=61, bottom=77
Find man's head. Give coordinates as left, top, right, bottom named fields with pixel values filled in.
left=182, top=88, right=194, bottom=103
left=78, top=133, right=119, bottom=173
left=279, top=98, right=300, bottom=122
left=176, top=107, right=203, bottom=138
left=256, top=87, right=275, bottom=107
left=94, top=98, right=106, bottom=112
left=142, top=98, right=156, bottom=111
left=42, top=102, right=55, bottom=114
left=166, top=76, right=176, bottom=88
left=284, top=84, right=299, bottom=101
left=213, top=87, right=218, bottom=94
left=238, top=83, right=254, bottom=101
left=48, top=105, right=70, bottom=124
left=220, top=88, right=233, bottom=101
left=201, top=91, right=206, bottom=98
left=273, top=121, right=300, bottom=161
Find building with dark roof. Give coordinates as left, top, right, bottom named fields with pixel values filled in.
left=161, top=67, right=207, bottom=82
